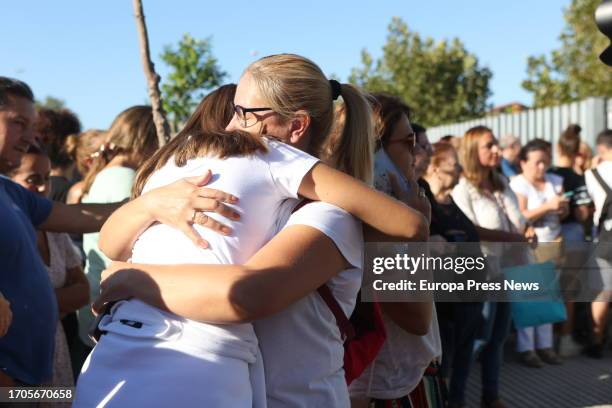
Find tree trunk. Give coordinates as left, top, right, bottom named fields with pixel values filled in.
left=132, top=0, right=170, bottom=146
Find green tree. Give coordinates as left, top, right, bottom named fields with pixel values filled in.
left=36, top=96, right=66, bottom=110
left=522, top=0, right=612, bottom=107
left=349, top=17, right=492, bottom=127
left=160, top=34, right=227, bottom=131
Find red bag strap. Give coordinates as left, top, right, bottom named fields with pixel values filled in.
left=290, top=199, right=356, bottom=342
left=317, top=285, right=356, bottom=342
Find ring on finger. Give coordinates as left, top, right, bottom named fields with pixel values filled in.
left=199, top=213, right=209, bottom=224
left=192, top=211, right=209, bottom=225
left=191, top=209, right=198, bottom=223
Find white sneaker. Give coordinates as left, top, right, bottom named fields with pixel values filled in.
left=558, top=335, right=582, bottom=357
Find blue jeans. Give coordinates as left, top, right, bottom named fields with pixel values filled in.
left=516, top=323, right=553, bottom=352
left=439, top=302, right=483, bottom=405
left=561, top=222, right=585, bottom=243
left=479, top=302, right=512, bottom=403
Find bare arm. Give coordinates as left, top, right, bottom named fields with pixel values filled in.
left=299, top=163, right=429, bottom=241
left=365, top=174, right=433, bottom=335
left=516, top=193, right=549, bottom=223
left=55, top=266, right=90, bottom=315
left=95, top=225, right=349, bottom=323
left=66, top=181, right=85, bottom=205
left=39, top=201, right=121, bottom=234
left=98, top=197, right=154, bottom=261
left=516, top=193, right=568, bottom=224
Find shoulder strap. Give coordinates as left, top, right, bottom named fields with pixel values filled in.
left=592, top=168, right=612, bottom=197
left=592, top=168, right=612, bottom=230
left=317, top=285, right=356, bottom=342
left=290, top=199, right=356, bottom=342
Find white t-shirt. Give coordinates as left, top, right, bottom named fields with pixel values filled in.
left=585, top=161, right=612, bottom=227
left=76, top=139, right=318, bottom=408
left=254, top=201, right=363, bottom=408
left=133, top=139, right=318, bottom=265
left=510, top=173, right=563, bottom=242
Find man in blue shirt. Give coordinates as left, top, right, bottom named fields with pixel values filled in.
left=0, top=77, right=56, bottom=386
left=0, top=77, right=119, bottom=386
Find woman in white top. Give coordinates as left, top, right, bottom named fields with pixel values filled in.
left=451, top=126, right=532, bottom=408
left=82, top=55, right=429, bottom=408
left=509, top=139, right=566, bottom=368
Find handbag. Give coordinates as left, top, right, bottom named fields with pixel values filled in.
left=502, top=260, right=567, bottom=328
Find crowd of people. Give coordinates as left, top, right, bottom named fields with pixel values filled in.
left=0, top=51, right=610, bottom=408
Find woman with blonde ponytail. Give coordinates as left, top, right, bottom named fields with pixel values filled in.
left=84, top=54, right=429, bottom=408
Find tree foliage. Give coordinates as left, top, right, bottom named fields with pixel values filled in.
left=36, top=96, right=66, bottom=110
left=522, top=0, right=612, bottom=107
left=349, top=17, right=492, bottom=127
left=160, top=34, right=226, bottom=131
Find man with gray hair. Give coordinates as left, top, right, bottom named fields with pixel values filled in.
left=499, top=134, right=521, bottom=178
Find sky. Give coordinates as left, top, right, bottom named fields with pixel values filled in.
left=1, top=0, right=571, bottom=129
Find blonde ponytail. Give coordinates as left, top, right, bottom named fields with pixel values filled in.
left=323, top=84, right=373, bottom=185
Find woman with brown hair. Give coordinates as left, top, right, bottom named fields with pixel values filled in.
left=75, top=55, right=428, bottom=408
left=451, top=126, right=532, bottom=408
left=349, top=93, right=436, bottom=408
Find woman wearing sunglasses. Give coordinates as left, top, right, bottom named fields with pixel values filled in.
left=74, top=54, right=429, bottom=408
left=350, top=93, right=439, bottom=408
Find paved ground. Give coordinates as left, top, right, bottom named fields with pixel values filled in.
left=464, top=348, right=612, bottom=408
